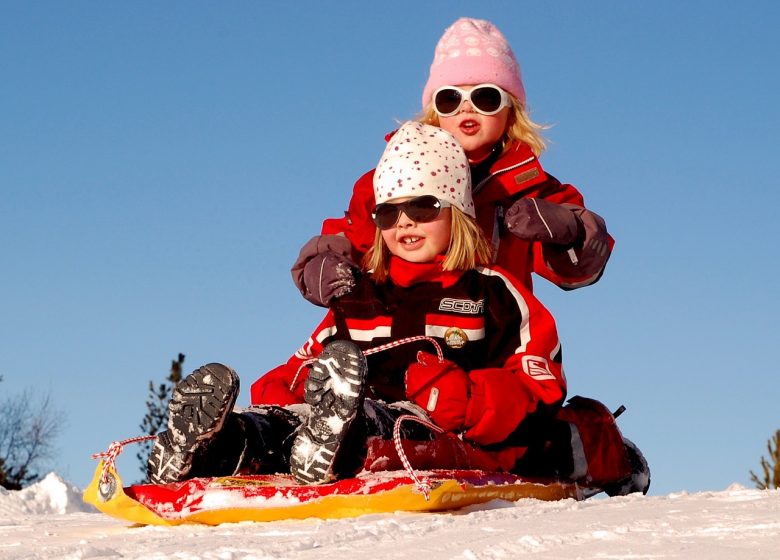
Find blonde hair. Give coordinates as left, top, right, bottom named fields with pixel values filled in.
left=418, top=94, right=548, bottom=157
left=363, top=207, right=493, bottom=283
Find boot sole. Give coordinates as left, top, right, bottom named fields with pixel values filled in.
left=167, top=363, right=240, bottom=454
left=147, top=430, right=193, bottom=484
left=290, top=341, right=367, bottom=484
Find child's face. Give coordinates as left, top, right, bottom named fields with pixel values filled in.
left=437, top=85, right=510, bottom=162
left=381, top=201, right=452, bottom=264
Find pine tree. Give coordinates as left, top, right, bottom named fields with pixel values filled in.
left=136, top=354, right=185, bottom=480
left=749, top=429, right=780, bottom=490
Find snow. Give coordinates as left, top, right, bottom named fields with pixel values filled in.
left=1, top=474, right=779, bottom=559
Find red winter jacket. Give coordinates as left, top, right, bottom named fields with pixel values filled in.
left=321, top=140, right=613, bottom=291
left=251, top=256, right=566, bottom=447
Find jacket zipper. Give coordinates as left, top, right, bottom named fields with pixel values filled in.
left=472, top=155, right=536, bottom=195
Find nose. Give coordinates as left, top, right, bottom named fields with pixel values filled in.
left=396, top=210, right=415, bottom=227
left=459, top=99, right=475, bottom=114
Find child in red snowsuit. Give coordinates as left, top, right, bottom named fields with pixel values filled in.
left=251, top=123, right=646, bottom=492
left=149, top=123, right=647, bottom=495
left=293, top=17, right=613, bottom=309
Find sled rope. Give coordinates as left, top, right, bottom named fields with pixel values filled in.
left=289, top=336, right=447, bottom=498
left=392, top=414, right=446, bottom=500
left=363, top=336, right=444, bottom=361
left=290, top=336, right=444, bottom=392
left=91, top=435, right=157, bottom=486
left=289, top=358, right=319, bottom=392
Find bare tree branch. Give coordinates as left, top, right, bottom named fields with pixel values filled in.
left=0, top=386, right=63, bottom=489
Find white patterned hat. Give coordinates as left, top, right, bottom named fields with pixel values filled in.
left=373, top=122, right=474, bottom=217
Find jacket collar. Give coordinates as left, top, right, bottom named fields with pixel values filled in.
left=388, top=255, right=464, bottom=288
left=472, top=141, right=548, bottom=201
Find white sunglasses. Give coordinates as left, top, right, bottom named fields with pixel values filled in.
left=432, top=84, right=512, bottom=117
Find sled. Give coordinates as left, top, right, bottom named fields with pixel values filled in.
left=83, top=460, right=593, bottom=526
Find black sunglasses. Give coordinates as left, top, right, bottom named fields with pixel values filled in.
left=371, top=195, right=452, bottom=230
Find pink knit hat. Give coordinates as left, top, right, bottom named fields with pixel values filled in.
left=422, top=17, right=525, bottom=110
left=374, top=122, right=474, bottom=218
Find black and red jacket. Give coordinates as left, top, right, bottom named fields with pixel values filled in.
left=251, top=256, right=566, bottom=447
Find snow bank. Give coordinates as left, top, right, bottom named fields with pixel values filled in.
left=0, top=472, right=94, bottom=516
left=1, top=474, right=779, bottom=559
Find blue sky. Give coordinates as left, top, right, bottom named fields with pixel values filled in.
left=2, top=1, right=779, bottom=495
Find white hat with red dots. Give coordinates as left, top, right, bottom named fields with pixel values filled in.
left=373, top=121, right=474, bottom=218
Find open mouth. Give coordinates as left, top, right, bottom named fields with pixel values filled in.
left=459, top=119, right=480, bottom=134
left=398, top=235, right=424, bottom=249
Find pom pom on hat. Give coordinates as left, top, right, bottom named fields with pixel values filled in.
left=374, top=122, right=474, bottom=218
left=422, top=17, right=525, bottom=110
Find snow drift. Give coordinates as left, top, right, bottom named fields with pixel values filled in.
left=1, top=473, right=779, bottom=559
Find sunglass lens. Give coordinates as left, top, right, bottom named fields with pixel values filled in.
left=434, top=88, right=462, bottom=115
left=407, top=196, right=442, bottom=222
left=373, top=204, right=400, bottom=229
left=471, top=86, right=503, bottom=113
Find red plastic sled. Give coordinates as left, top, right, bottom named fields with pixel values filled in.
left=83, top=460, right=596, bottom=526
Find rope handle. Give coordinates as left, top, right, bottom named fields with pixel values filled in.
left=290, top=336, right=449, bottom=498
left=392, top=413, right=447, bottom=500
left=95, top=337, right=449, bottom=498
left=91, top=434, right=157, bottom=486
left=290, top=335, right=444, bottom=392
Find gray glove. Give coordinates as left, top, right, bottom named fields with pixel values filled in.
left=302, top=251, right=358, bottom=307
left=504, top=198, right=583, bottom=246
left=542, top=206, right=611, bottom=286
left=291, top=235, right=359, bottom=307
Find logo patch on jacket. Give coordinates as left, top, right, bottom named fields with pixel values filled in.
left=514, top=167, right=540, bottom=185
left=438, top=298, right=484, bottom=314
left=521, top=355, right=556, bottom=381
left=425, top=313, right=485, bottom=347
left=443, top=327, right=468, bottom=348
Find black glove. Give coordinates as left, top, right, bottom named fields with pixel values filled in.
left=291, top=235, right=359, bottom=307
left=504, top=198, right=583, bottom=246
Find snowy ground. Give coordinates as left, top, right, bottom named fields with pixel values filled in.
left=1, top=473, right=779, bottom=559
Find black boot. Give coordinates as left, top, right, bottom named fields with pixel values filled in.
left=147, top=363, right=240, bottom=484
left=290, top=340, right=367, bottom=484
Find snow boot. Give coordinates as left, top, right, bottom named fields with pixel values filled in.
left=604, top=439, right=651, bottom=496
left=290, top=340, right=367, bottom=484
left=147, top=363, right=240, bottom=484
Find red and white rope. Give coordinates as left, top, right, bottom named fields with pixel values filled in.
left=91, top=434, right=157, bottom=485
left=290, top=336, right=443, bottom=392
left=289, top=358, right=318, bottom=392
left=392, top=414, right=446, bottom=500
left=93, top=337, right=447, bottom=497
left=363, top=336, right=443, bottom=361
left=290, top=336, right=448, bottom=497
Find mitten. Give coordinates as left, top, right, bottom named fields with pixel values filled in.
left=250, top=378, right=301, bottom=407
left=250, top=364, right=305, bottom=406
left=505, top=198, right=583, bottom=246
left=302, top=251, right=358, bottom=307
left=405, top=352, right=469, bottom=432
left=291, top=235, right=359, bottom=307
left=542, top=205, right=611, bottom=279
left=463, top=368, right=535, bottom=445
